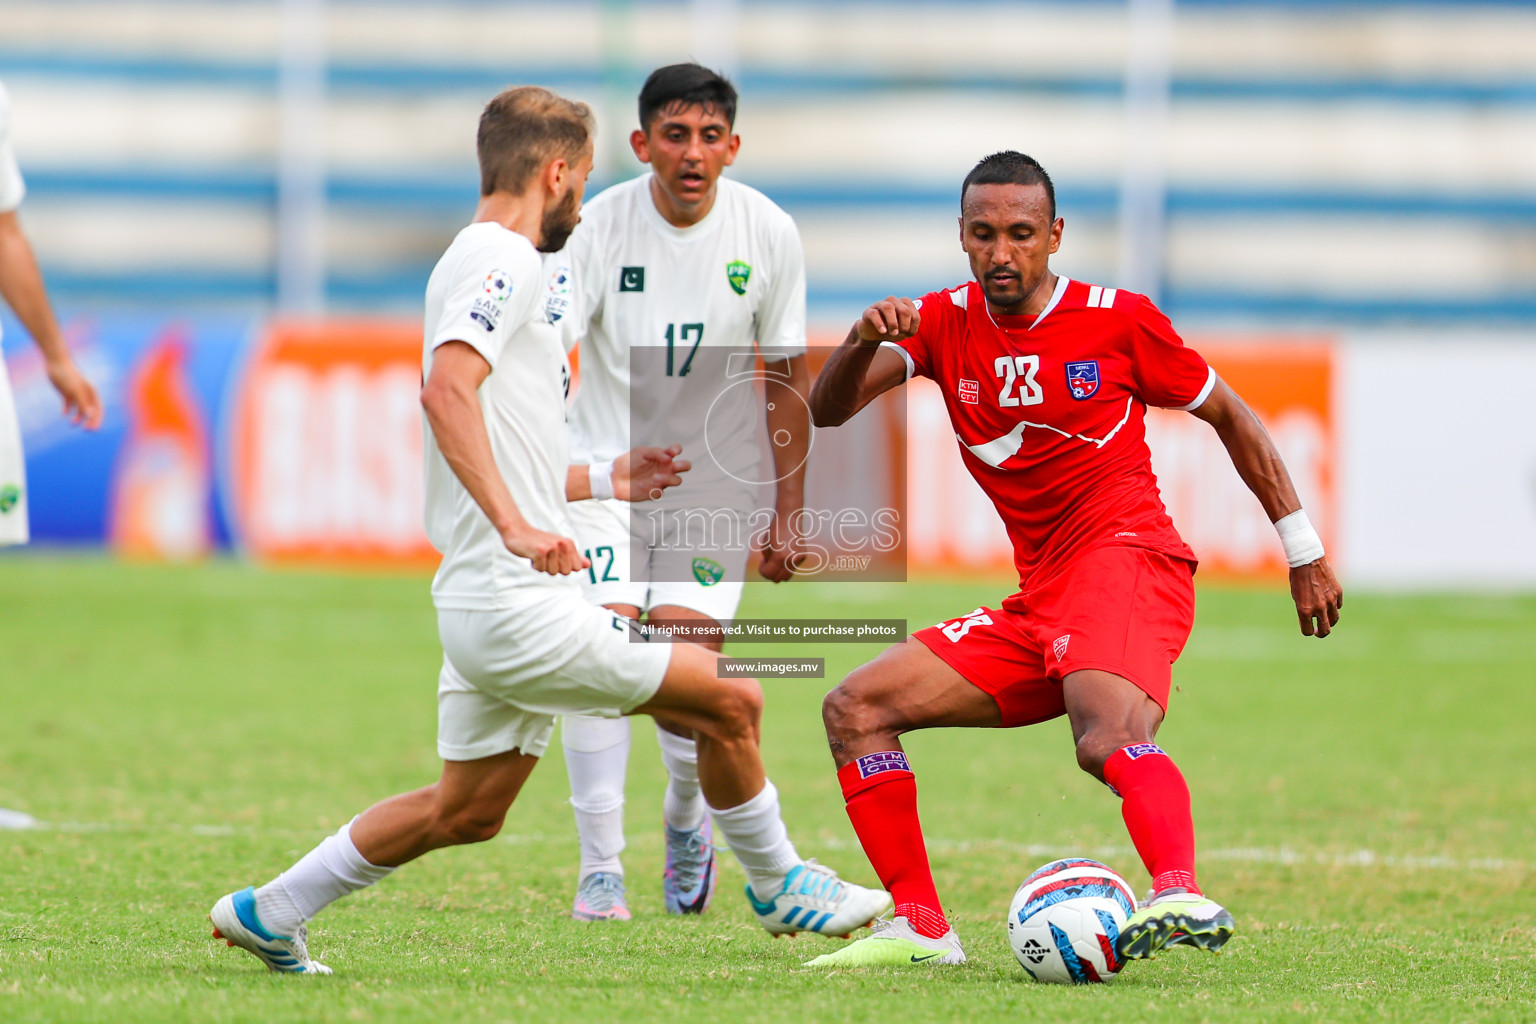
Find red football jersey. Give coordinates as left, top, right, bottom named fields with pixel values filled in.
left=888, top=277, right=1214, bottom=596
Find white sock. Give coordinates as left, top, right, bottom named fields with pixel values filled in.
left=562, top=714, right=630, bottom=878
left=254, top=819, right=394, bottom=936
left=656, top=727, right=705, bottom=831
left=708, top=779, right=801, bottom=902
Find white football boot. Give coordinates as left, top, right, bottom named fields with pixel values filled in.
left=745, top=859, right=891, bottom=938
left=209, top=887, right=332, bottom=974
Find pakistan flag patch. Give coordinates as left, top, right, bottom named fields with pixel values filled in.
left=692, top=557, right=725, bottom=586
left=726, top=260, right=751, bottom=296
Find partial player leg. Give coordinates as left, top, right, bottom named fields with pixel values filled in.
left=647, top=602, right=722, bottom=914
left=561, top=600, right=641, bottom=921
left=1063, top=669, right=1233, bottom=959
left=632, top=641, right=890, bottom=938
left=562, top=714, right=633, bottom=920
left=805, top=639, right=1000, bottom=967
left=211, top=749, right=537, bottom=974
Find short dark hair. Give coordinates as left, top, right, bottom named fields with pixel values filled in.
left=478, top=86, right=594, bottom=196
left=961, top=151, right=1056, bottom=220
left=638, top=62, right=738, bottom=130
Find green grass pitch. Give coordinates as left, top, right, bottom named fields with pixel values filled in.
left=1, top=554, right=1533, bottom=1022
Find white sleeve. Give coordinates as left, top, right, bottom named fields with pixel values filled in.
left=546, top=216, right=604, bottom=354
left=753, top=211, right=807, bottom=359
left=430, top=242, right=537, bottom=369
left=0, top=85, right=27, bottom=213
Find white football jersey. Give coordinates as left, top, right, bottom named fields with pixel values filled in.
left=0, top=82, right=24, bottom=217
left=423, top=222, right=579, bottom=609
left=545, top=174, right=806, bottom=497
left=0, top=81, right=26, bottom=353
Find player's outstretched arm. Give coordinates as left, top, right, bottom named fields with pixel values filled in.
left=566, top=446, right=691, bottom=502
left=809, top=297, right=919, bottom=428
left=421, top=340, right=587, bottom=575
left=0, top=210, right=102, bottom=429
left=1189, top=377, right=1343, bottom=637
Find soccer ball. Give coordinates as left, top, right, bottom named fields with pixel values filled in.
left=1006, top=858, right=1137, bottom=983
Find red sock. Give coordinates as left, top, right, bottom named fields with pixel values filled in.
left=1103, top=743, right=1201, bottom=896
left=837, top=752, right=949, bottom=938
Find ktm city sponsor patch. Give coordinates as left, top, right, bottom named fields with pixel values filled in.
left=1123, top=742, right=1166, bottom=760
left=1052, top=634, right=1070, bottom=660
left=855, top=750, right=911, bottom=779
left=959, top=379, right=979, bottom=404
left=1065, top=360, right=1100, bottom=400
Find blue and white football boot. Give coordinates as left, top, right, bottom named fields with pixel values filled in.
left=572, top=871, right=632, bottom=921
left=209, top=887, right=332, bottom=974
left=746, top=859, right=891, bottom=938
left=663, top=818, right=718, bottom=915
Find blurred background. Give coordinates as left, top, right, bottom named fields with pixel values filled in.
left=3, top=0, right=1535, bottom=587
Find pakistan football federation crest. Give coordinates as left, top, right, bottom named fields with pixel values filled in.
left=0, top=484, right=19, bottom=514
left=692, top=557, right=725, bottom=586
left=726, top=260, right=751, bottom=296
left=1065, top=360, right=1100, bottom=400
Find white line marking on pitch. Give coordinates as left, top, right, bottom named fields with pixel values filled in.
left=5, top=820, right=1527, bottom=873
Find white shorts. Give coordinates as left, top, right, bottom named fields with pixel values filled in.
left=435, top=590, right=673, bottom=761
left=0, top=364, right=28, bottom=547
left=567, top=497, right=746, bottom=623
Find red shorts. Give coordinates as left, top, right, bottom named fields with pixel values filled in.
left=913, top=545, right=1195, bottom=728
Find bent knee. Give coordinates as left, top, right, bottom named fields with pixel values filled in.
left=437, top=808, right=506, bottom=846
left=1074, top=730, right=1139, bottom=780
left=822, top=669, right=891, bottom=743
left=705, top=677, right=762, bottom=739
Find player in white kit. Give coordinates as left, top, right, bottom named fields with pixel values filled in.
left=544, top=64, right=812, bottom=920
left=0, top=79, right=103, bottom=831
left=206, top=86, right=887, bottom=975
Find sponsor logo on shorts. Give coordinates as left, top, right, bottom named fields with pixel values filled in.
left=1123, top=742, right=1166, bottom=760
left=692, top=557, right=725, bottom=586
left=855, top=750, right=910, bottom=779
left=726, top=260, right=751, bottom=296
left=959, top=379, right=979, bottom=404
left=0, top=484, right=19, bottom=513
left=1052, top=634, right=1070, bottom=660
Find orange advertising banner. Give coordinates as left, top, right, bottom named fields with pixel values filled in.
left=229, top=320, right=438, bottom=566
left=1146, top=342, right=1335, bottom=579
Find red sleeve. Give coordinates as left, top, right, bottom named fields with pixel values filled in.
left=882, top=290, right=950, bottom=381
left=1127, top=293, right=1215, bottom=410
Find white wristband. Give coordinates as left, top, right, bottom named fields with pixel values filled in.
left=1274, top=509, right=1324, bottom=568
left=588, top=460, right=616, bottom=501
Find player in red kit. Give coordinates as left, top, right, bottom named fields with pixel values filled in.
left=804, top=151, right=1343, bottom=969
